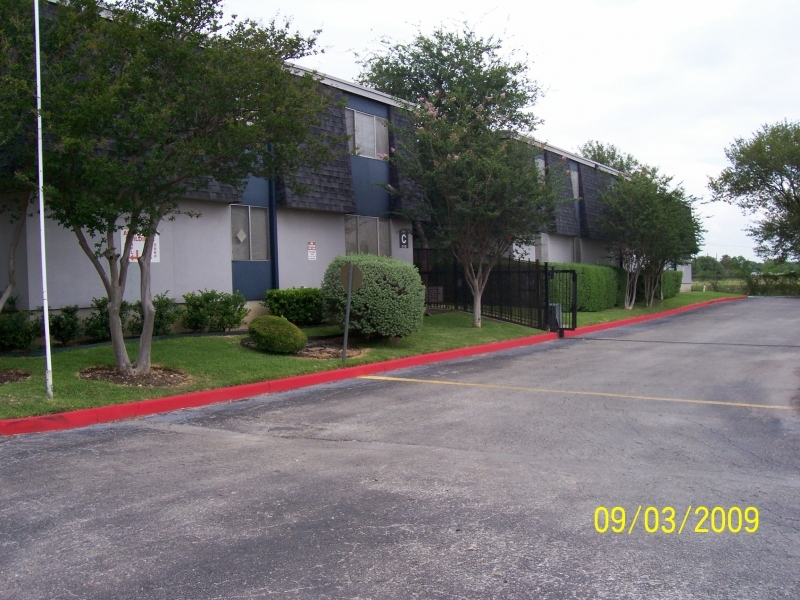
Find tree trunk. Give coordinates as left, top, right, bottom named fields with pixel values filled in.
left=472, top=287, right=482, bottom=328
left=133, top=226, right=159, bottom=375
left=413, top=220, right=429, bottom=249
left=73, top=222, right=136, bottom=374
left=0, top=192, right=31, bottom=313
left=625, top=269, right=640, bottom=309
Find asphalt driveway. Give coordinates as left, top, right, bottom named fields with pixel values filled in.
left=1, top=297, right=799, bottom=599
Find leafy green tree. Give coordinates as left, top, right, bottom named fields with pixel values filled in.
left=578, top=141, right=641, bottom=173
left=31, top=0, right=334, bottom=374
left=709, top=121, right=800, bottom=261
left=692, top=255, right=724, bottom=279
left=359, top=26, right=557, bottom=327
left=600, top=169, right=702, bottom=308
left=0, top=0, right=37, bottom=313
left=358, top=26, right=540, bottom=133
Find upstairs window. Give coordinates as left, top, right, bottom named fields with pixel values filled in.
left=345, top=108, right=390, bottom=159
left=345, top=215, right=391, bottom=256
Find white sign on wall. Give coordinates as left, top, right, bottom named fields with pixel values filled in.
left=307, top=241, right=316, bottom=261
left=120, top=230, right=160, bottom=263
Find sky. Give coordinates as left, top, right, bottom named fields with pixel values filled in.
left=227, top=0, right=800, bottom=261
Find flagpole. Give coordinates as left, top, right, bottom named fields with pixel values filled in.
left=33, top=0, right=54, bottom=398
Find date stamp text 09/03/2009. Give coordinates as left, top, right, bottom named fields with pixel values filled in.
left=594, top=506, right=759, bottom=534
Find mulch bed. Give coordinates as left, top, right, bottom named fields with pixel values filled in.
left=0, top=369, right=31, bottom=385
left=79, top=366, right=190, bottom=387
left=241, top=337, right=363, bottom=359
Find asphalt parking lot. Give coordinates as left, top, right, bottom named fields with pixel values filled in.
left=1, top=297, right=799, bottom=599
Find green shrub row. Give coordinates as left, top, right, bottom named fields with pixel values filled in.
left=745, top=272, right=800, bottom=296
left=321, top=254, right=426, bottom=339
left=0, top=298, right=42, bottom=352
left=551, top=262, right=621, bottom=312
left=181, top=290, right=248, bottom=333
left=0, top=289, right=249, bottom=351
left=262, top=287, right=324, bottom=326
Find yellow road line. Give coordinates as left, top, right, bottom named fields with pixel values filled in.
left=357, top=375, right=793, bottom=411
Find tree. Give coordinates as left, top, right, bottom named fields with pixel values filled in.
left=359, top=26, right=557, bottom=327
left=34, top=0, right=333, bottom=374
left=578, top=141, right=641, bottom=173
left=599, top=168, right=701, bottom=308
left=709, top=121, right=800, bottom=261
left=0, top=0, right=38, bottom=313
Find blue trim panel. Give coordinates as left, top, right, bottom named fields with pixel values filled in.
left=241, top=175, right=269, bottom=207
left=350, top=156, right=391, bottom=218
left=232, top=261, right=272, bottom=301
left=345, top=93, right=389, bottom=118
left=269, top=179, right=279, bottom=289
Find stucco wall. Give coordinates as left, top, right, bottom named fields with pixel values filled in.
left=579, top=239, right=616, bottom=265
left=276, top=207, right=346, bottom=289
left=276, top=209, right=414, bottom=290
left=0, top=212, right=31, bottom=309
left=535, top=233, right=574, bottom=263
left=21, top=199, right=232, bottom=310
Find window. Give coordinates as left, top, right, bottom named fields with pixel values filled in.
left=345, top=108, right=390, bottom=159
left=231, top=205, right=270, bottom=261
left=345, top=215, right=392, bottom=256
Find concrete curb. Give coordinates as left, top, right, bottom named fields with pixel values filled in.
left=0, top=295, right=746, bottom=436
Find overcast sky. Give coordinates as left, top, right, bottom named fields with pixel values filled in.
left=228, top=0, right=800, bottom=261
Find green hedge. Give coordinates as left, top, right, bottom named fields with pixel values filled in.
left=182, top=290, right=249, bottom=332
left=635, top=270, right=684, bottom=301
left=248, top=315, right=307, bottom=354
left=661, top=270, right=683, bottom=299
left=129, top=292, right=185, bottom=337
left=321, top=254, right=426, bottom=339
left=746, top=272, right=800, bottom=296
left=84, top=297, right=132, bottom=342
left=262, top=288, right=324, bottom=326
left=551, top=262, right=621, bottom=311
left=0, top=299, right=42, bottom=352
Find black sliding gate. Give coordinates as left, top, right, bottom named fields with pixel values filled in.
left=414, top=249, right=577, bottom=333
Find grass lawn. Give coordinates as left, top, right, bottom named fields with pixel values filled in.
left=576, top=291, right=743, bottom=327
left=0, top=291, right=743, bottom=420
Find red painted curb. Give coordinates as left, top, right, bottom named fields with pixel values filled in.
left=0, top=296, right=746, bottom=436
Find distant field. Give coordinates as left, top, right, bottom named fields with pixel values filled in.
left=691, top=278, right=748, bottom=293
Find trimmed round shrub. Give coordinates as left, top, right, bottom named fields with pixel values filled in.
left=248, top=315, right=307, bottom=354
left=321, top=254, right=426, bottom=339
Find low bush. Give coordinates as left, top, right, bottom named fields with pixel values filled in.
left=0, top=298, right=42, bottom=352
left=321, top=254, right=426, bottom=339
left=49, top=305, right=82, bottom=346
left=248, top=315, right=307, bottom=354
left=83, top=297, right=132, bottom=342
left=551, top=262, right=620, bottom=311
left=745, top=272, right=800, bottom=296
left=262, top=288, right=324, bottom=326
left=182, top=289, right=249, bottom=333
left=128, top=292, right=185, bottom=337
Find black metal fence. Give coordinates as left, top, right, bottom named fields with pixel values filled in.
left=414, top=249, right=577, bottom=332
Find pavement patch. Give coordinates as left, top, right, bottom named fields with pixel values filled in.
left=358, top=374, right=795, bottom=411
